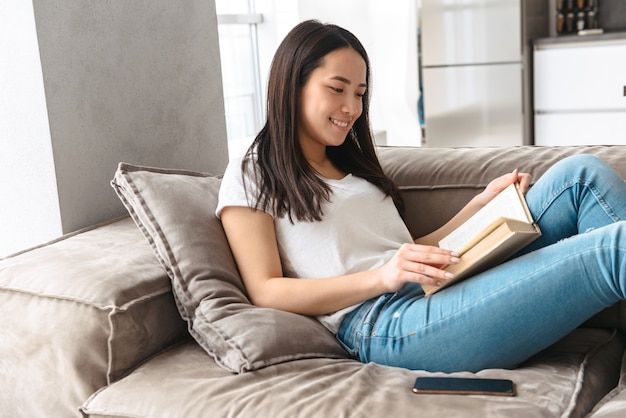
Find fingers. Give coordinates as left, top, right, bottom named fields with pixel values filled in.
left=517, top=172, right=532, bottom=193
left=508, top=169, right=532, bottom=194
left=486, top=172, right=516, bottom=195
left=496, top=169, right=532, bottom=194
left=396, top=244, right=459, bottom=286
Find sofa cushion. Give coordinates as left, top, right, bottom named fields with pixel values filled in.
left=590, top=390, right=626, bottom=418
left=588, top=350, right=626, bottom=417
left=81, top=328, right=626, bottom=418
left=110, top=163, right=348, bottom=374
left=0, top=217, right=188, bottom=418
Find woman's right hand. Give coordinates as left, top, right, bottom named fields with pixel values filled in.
left=376, top=243, right=459, bottom=293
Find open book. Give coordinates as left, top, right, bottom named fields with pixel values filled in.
left=422, top=182, right=541, bottom=296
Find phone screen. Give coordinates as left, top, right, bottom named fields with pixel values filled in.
left=413, top=377, right=516, bottom=396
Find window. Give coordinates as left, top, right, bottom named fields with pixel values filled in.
left=215, top=0, right=264, bottom=156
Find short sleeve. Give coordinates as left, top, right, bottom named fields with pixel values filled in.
left=216, top=156, right=273, bottom=219
left=216, top=157, right=248, bottom=218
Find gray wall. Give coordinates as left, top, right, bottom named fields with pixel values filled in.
left=32, top=0, right=228, bottom=233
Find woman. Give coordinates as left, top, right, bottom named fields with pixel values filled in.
left=217, top=20, right=626, bottom=373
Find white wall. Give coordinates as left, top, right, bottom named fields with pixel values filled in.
left=0, top=0, right=62, bottom=256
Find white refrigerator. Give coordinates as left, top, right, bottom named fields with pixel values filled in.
left=420, top=0, right=527, bottom=147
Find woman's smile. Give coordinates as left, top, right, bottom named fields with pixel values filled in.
left=330, top=118, right=350, bottom=129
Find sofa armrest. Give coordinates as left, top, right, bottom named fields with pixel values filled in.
left=0, top=217, right=188, bottom=418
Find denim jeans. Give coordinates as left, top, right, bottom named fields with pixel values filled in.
left=336, top=154, right=626, bottom=372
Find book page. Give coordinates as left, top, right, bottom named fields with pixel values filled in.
left=439, top=183, right=530, bottom=254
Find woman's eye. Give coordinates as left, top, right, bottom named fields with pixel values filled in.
left=329, top=86, right=365, bottom=97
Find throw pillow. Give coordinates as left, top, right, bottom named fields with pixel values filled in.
left=111, top=163, right=348, bottom=373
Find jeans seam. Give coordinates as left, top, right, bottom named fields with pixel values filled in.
left=368, top=293, right=397, bottom=333
left=535, top=177, right=623, bottom=225
left=588, top=180, right=623, bottom=223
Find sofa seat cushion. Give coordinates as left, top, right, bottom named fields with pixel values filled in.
left=0, top=218, right=189, bottom=418
left=81, top=328, right=625, bottom=418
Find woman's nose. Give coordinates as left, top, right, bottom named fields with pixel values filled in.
left=342, top=96, right=360, bottom=116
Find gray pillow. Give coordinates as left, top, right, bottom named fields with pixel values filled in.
left=111, top=163, right=348, bottom=373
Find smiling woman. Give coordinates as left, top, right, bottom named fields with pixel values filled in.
left=215, top=19, right=626, bottom=376
left=297, top=47, right=367, bottom=179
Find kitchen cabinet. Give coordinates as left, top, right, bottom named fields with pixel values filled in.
left=533, top=37, right=626, bottom=145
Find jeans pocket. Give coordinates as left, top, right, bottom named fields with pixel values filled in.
left=336, top=332, right=362, bottom=358
left=336, top=293, right=395, bottom=360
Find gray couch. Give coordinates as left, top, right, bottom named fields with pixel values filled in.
left=3, top=145, right=626, bottom=418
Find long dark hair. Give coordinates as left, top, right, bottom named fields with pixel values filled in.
left=243, top=19, right=404, bottom=222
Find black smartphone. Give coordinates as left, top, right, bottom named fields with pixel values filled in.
left=413, top=376, right=516, bottom=396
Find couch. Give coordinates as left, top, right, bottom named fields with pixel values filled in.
left=3, top=145, right=626, bottom=418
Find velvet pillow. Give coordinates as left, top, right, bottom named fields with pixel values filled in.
left=110, top=163, right=348, bottom=373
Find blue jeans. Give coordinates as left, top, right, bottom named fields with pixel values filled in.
left=337, top=154, right=626, bottom=372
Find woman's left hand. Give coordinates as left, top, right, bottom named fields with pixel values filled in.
left=414, top=168, right=533, bottom=249
left=475, top=169, right=532, bottom=207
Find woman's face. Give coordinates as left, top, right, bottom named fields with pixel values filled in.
left=298, top=47, right=367, bottom=154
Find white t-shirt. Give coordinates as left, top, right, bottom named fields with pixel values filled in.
left=216, top=156, right=414, bottom=333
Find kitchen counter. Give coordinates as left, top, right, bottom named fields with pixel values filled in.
left=535, top=31, right=626, bottom=47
